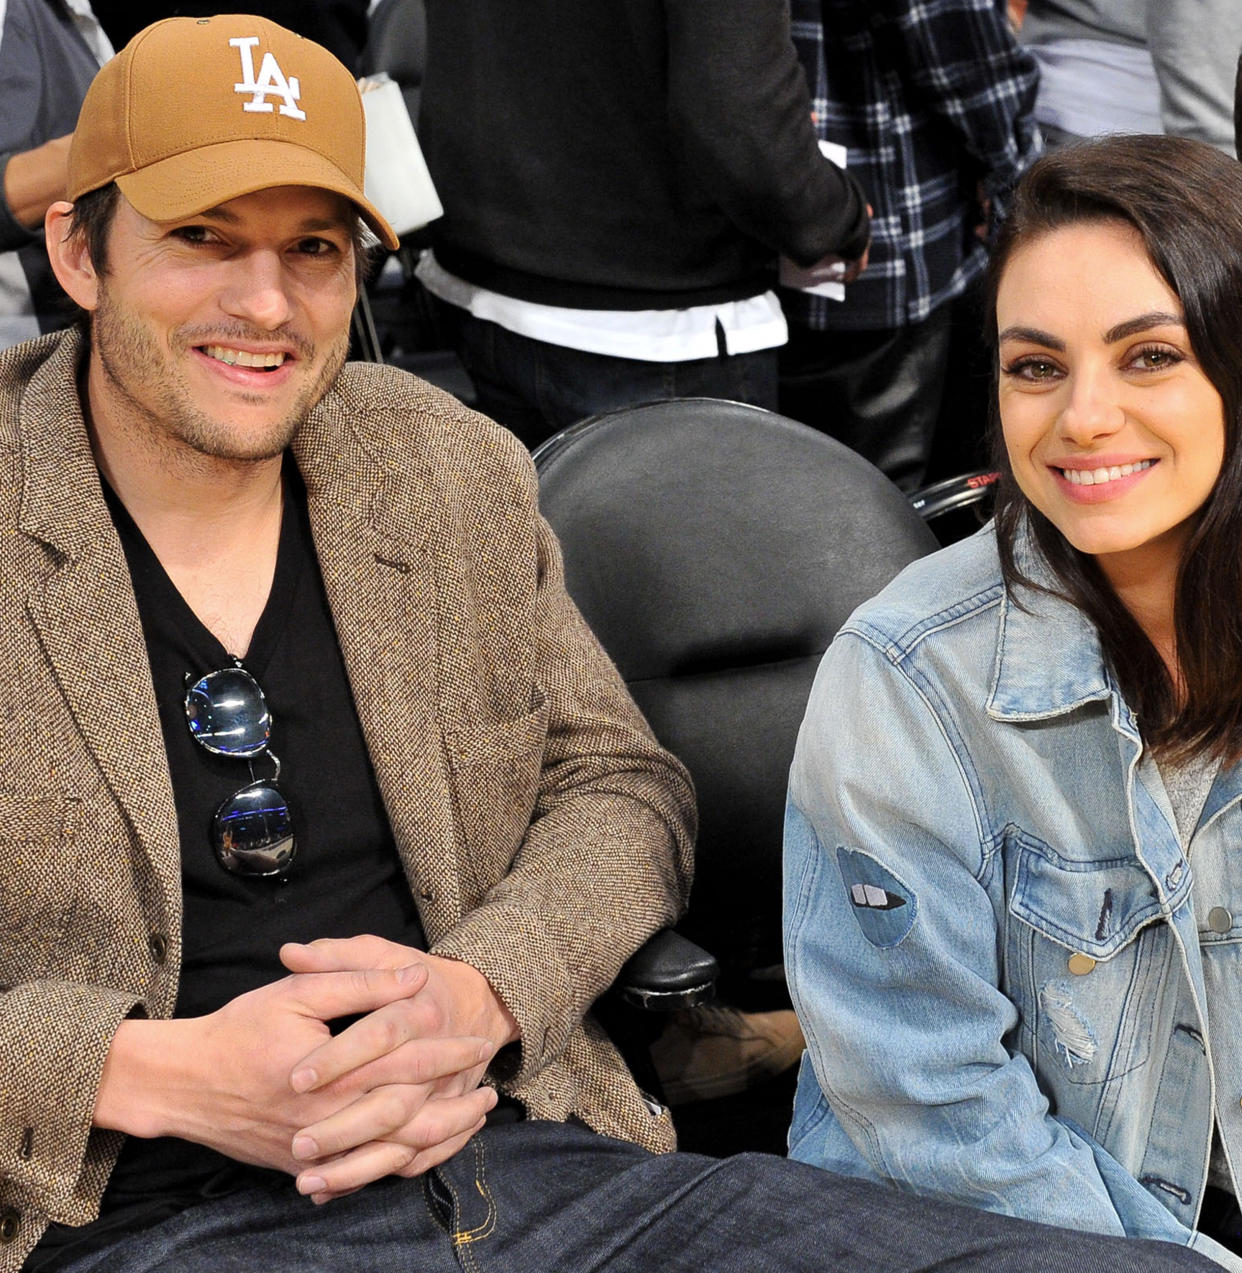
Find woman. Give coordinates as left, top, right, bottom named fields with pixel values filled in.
left=783, top=134, right=1242, bottom=1271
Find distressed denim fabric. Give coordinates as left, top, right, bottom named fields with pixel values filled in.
left=50, top=1120, right=1217, bottom=1272
left=785, top=524, right=1242, bottom=1271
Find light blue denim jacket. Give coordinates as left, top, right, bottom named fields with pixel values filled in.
left=784, top=525, right=1242, bottom=1270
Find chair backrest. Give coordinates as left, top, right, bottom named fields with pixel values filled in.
left=535, top=399, right=938, bottom=1004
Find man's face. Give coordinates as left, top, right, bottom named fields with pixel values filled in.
left=85, top=186, right=358, bottom=464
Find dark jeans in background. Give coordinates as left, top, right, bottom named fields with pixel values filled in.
left=439, top=304, right=780, bottom=452
left=778, top=276, right=994, bottom=494
left=55, top=1120, right=1217, bottom=1273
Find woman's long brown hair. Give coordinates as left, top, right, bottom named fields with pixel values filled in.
left=989, top=135, right=1242, bottom=762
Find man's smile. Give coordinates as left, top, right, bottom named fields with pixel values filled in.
left=200, top=345, right=289, bottom=370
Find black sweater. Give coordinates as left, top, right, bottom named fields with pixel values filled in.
left=420, top=0, right=871, bottom=311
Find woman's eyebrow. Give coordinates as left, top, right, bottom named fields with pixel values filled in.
left=1102, top=311, right=1185, bottom=344
left=998, top=312, right=1186, bottom=349
left=997, top=325, right=1064, bottom=349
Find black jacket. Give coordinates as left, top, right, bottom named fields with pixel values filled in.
left=420, top=0, right=870, bottom=310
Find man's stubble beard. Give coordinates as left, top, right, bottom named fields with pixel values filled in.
left=90, top=283, right=350, bottom=466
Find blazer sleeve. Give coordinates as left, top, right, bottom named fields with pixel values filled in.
left=430, top=470, right=696, bottom=1086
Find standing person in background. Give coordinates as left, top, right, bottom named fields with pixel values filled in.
left=87, top=0, right=369, bottom=68
left=416, top=0, right=870, bottom=452
left=1020, top=0, right=1242, bottom=155
left=0, top=0, right=111, bottom=347
left=778, top=0, right=1040, bottom=493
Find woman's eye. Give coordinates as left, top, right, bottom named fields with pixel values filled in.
left=1129, top=346, right=1182, bottom=371
left=1003, top=357, right=1060, bottom=381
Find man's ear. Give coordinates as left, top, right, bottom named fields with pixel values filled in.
left=45, top=201, right=99, bottom=311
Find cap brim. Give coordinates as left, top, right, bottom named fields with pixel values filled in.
left=116, top=137, right=400, bottom=250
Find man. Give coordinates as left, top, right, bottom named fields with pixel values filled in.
left=415, top=0, right=871, bottom=451
left=778, top=0, right=1041, bottom=491
left=0, top=15, right=1217, bottom=1273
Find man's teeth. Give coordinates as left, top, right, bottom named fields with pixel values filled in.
left=1062, top=459, right=1153, bottom=486
left=202, top=345, right=286, bottom=369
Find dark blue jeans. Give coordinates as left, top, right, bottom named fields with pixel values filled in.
left=441, top=305, right=780, bottom=452
left=57, top=1121, right=1214, bottom=1272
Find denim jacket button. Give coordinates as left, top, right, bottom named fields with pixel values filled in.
left=1068, top=952, right=1096, bottom=975
left=1208, top=907, right=1233, bottom=934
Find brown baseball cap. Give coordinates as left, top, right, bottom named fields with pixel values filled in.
left=67, top=14, right=399, bottom=249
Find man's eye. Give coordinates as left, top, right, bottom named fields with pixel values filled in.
left=296, top=238, right=337, bottom=256
left=171, top=225, right=212, bottom=244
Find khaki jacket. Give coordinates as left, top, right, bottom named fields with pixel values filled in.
left=0, top=330, right=695, bottom=1270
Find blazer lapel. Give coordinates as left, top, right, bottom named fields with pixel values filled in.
left=18, top=333, right=183, bottom=901
left=294, top=383, right=464, bottom=940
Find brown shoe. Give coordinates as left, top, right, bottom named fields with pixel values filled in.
left=650, top=1004, right=805, bottom=1105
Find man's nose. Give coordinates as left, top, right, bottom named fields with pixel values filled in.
left=219, top=250, right=294, bottom=331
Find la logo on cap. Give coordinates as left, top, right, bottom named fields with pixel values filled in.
left=231, top=35, right=306, bottom=121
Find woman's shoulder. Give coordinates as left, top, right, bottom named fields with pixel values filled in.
left=841, top=526, right=1007, bottom=660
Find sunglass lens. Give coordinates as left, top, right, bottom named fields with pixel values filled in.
left=212, top=780, right=295, bottom=877
left=185, top=667, right=271, bottom=758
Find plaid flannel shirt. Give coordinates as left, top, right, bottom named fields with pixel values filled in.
left=784, top=0, right=1041, bottom=331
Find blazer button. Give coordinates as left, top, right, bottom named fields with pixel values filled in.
left=0, top=1208, right=20, bottom=1243
left=1068, top=953, right=1096, bottom=975
left=1208, top=907, right=1233, bottom=934
left=148, top=933, right=168, bottom=964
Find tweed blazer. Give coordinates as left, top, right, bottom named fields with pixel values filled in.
left=0, top=329, right=695, bottom=1270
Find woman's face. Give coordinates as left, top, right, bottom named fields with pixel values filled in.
left=996, top=219, right=1225, bottom=590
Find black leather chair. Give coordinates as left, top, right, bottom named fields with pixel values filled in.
left=534, top=399, right=939, bottom=1017
left=909, top=468, right=999, bottom=546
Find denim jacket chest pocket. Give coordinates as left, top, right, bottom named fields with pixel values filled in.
left=1006, top=832, right=1169, bottom=1086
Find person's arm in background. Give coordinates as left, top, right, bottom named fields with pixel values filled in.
left=664, top=0, right=870, bottom=270
left=1, top=136, right=73, bottom=246
left=1147, top=0, right=1242, bottom=155
left=0, top=0, right=110, bottom=250
left=840, top=0, right=1042, bottom=224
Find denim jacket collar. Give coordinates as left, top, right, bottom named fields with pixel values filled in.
left=986, top=528, right=1137, bottom=735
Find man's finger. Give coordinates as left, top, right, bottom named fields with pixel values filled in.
left=295, top=1091, right=497, bottom=1195
left=282, top=964, right=427, bottom=1027
left=290, top=997, right=489, bottom=1093
left=280, top=935, right=416, bottom=974
left=292, top=1043, right=492, bottom=1152
left=316, top=1037, right=493, bottom=1098
left=394, top=1120, right=487, bottom=1182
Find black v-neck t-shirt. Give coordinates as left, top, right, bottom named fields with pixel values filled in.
left=30, top=467, right=428, bottom=1268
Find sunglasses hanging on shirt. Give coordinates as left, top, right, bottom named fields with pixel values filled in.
left=183, top=660, right=296, bottom=878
